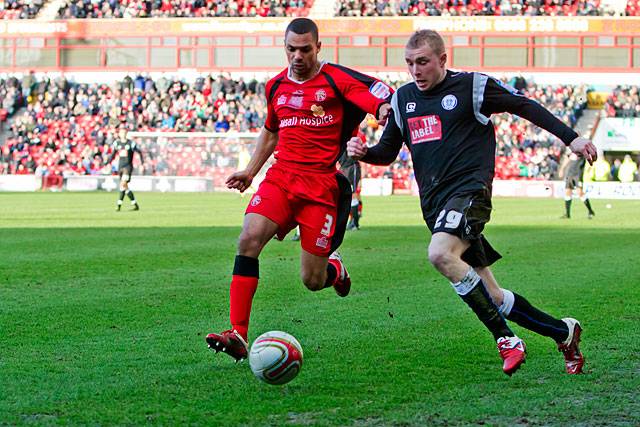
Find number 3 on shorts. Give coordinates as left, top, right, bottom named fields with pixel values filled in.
left=434, top=209, right=462, bottom=229
left=321, top=213, right=333, bottom=236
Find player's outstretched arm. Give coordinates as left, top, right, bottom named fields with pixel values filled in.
left=351, top=109, right=404, bottom=166
left=226, top=127, right=278, bottom=193
left=569, top=137, right=598, bottom=165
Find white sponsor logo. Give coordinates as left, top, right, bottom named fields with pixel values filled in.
left=279, top=117, right=298, bottom=127
left=279, top=114, right=335, bottom=128
left=316, top=236, right=328, bottom=249
left=441, top=94, right=458, bottom=111
left=315, top=89, right=327, bottom=102
left=408, top=115, right=442, bottom=144
left=369, top=82, right=391, bottom=100
left=277, top=95, right=287, bottom=105
left=406, top=102, right=416, bottom=113
left=288, top=95, right=303, bottom=108
left=300, top=115, right=334, bottom=126
left=251, top=195, right=261, bottom=206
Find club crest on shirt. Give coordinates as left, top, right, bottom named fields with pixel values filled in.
left=311, top=104, right=325, bottom=117
left=277, top=95, right=287, bottom=105
left=441, top=94, right=458, bottom=111
left=314, top=89, right=327, bottom=102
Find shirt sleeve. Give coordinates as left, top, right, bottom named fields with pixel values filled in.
left=332, top=65, right=393, bottom=117
left=362, top=109, right=403, bottom=166
left=476, top=74, right=578, bottom=145
left=106, top=144, right=116, bottom=163
left=264, top=79, right=279, bottom=133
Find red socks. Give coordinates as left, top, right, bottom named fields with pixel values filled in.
left=229, top=275, right=258, bottom=341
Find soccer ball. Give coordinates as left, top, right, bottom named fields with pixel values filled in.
left=249, top=331, right=303, bottom=385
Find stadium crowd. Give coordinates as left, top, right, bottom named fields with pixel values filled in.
left=0, top=73, right=267, bottom=177
left=56, top=0, right=312, bottom=18
left=3, top=0, right=639, bottom=18
left=336, top=0, right=629, bottom=16
left=605, top=85, right=640, bottom=118
left=0, top=73, right=638, bottom=188
left=0, top=0, right=44, bottom=19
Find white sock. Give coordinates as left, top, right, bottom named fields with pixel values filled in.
left=499, top=289, right=515, bottom=316
left=451, top=268, right=481, bottom=296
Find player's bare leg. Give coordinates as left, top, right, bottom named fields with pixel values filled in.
left=207, top=213, right=279, bottom=361
left=300, top=248, right=350, bottom=297
left=474, top=267, right=503, bottom=305
left=428, top=233, right=525, bottom=375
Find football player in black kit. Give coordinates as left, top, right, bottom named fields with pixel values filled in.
left=339, top=148, right=363, bottom=230
left=107, top=127, right=143, bottom=211
left=559, top=150, right=595, bottom=219
left=348, top=30, right=596, bottom=376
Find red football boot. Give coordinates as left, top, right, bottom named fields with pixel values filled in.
left=558, top=318, right=585, bottom=374
left=206, top=329, right=248, bottom=362
left=328, top=251, right=351, bottom=297
left=497, top=336, right=526, bottom=376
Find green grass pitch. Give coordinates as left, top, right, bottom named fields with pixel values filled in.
left=1, top=192, right=638, bottom=426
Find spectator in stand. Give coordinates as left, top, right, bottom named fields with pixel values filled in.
left=592, top=155, right=611, bottom=182
left=610, top=157, right=621, bottom=181
left=617, top=154, right=638, bottom=182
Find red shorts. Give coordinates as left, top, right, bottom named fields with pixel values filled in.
left=246, top=165, right=341, bottom=256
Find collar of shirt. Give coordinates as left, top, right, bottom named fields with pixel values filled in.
left=287, top=61, right=327, bottom=85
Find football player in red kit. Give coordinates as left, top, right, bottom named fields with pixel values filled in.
left=206, top=18, right=392, bottom=361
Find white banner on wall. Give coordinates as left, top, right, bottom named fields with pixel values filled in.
left=0, top=175, right=41, bottom=191
left=362, top=178, right=393, bottom=196
left=3, top=175, right=640, bottom=199
left=60, top=175, right=213, bottom=192
left=592, top=118, right=640, bottom=152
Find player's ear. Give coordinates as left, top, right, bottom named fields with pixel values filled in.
left=440, top=52, right=447, bottom=67
left=316, top=40, right=322, bottom=53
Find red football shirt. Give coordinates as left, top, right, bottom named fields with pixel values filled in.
left=264, top=62, right=392, bottom=173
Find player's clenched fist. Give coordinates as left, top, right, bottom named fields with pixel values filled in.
left=569, top=137, right=598, bottom=165
left=347, top=136, right=367, bottom=160
left=226, top=170, right=253, bottom=193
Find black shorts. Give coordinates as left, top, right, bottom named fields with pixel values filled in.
left=119, top=165, right=133, bottom=183
left=426, top=189, right=502, bottom=268
left=565, top=175, right=582, bottom=190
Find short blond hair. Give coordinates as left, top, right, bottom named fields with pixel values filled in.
left=406, top=30, right=445, bottom=55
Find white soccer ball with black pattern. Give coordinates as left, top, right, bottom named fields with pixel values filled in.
left=249, top=331, right=303, bottom=385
